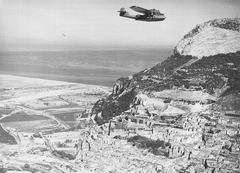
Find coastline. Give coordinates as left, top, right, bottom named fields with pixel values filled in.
left=0, top=74, right=111, bottom=89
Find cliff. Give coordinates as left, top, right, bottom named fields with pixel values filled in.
left=175, top=18, right=240, bottom=58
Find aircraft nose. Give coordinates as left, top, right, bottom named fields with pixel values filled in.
left=157, top=15, right=166, bottom=21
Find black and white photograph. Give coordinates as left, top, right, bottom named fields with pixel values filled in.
left=0, top=0, right=240, bottom=172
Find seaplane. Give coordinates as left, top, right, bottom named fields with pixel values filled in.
left=118, top=6, right=166, bottom=22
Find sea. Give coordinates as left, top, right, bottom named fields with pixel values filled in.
left=0, top=49, right=172, bottom=87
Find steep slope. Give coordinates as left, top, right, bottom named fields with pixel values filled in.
left=175, top=18, right=240, bottom=58
left=90, top=18, right=240, bottom=172
left=92, top=18, right=240, bottom=124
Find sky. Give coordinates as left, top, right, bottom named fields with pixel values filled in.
left=0, top=0, right=240, bottom=51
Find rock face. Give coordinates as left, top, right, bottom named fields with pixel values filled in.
left=175, top=18, right=240, bottom=58
left=91, top=18, right=240, bottom=172
left=112, top=77, right=132, bottom=95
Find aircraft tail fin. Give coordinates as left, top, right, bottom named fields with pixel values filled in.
left=118, top=8, right=127, bottom=16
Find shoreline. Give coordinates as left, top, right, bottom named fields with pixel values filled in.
left=0, top=74, right=112, bottom=89
left=0, top=71, right=115, bottom=87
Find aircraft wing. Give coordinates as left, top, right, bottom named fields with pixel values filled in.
left=130, top=6, right=150, bottom=14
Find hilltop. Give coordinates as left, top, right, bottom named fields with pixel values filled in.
left=175, top=18, right=240, bottom=58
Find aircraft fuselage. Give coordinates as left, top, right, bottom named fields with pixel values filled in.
left=135, top=14, right=166, bottom=22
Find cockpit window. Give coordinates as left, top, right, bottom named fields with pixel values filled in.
left=151, top=9, right=161, bottom=15
left=155, top=10, right=161, bottom=15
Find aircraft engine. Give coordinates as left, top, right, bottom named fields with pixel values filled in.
left=119, top=8, right=127, bottom=16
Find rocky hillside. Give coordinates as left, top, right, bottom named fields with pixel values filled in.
left=92, top=18, right=240, bottom=125
left=175, top=18, right=240, bottom=58
left=91, top=18, right=240, bottom=172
